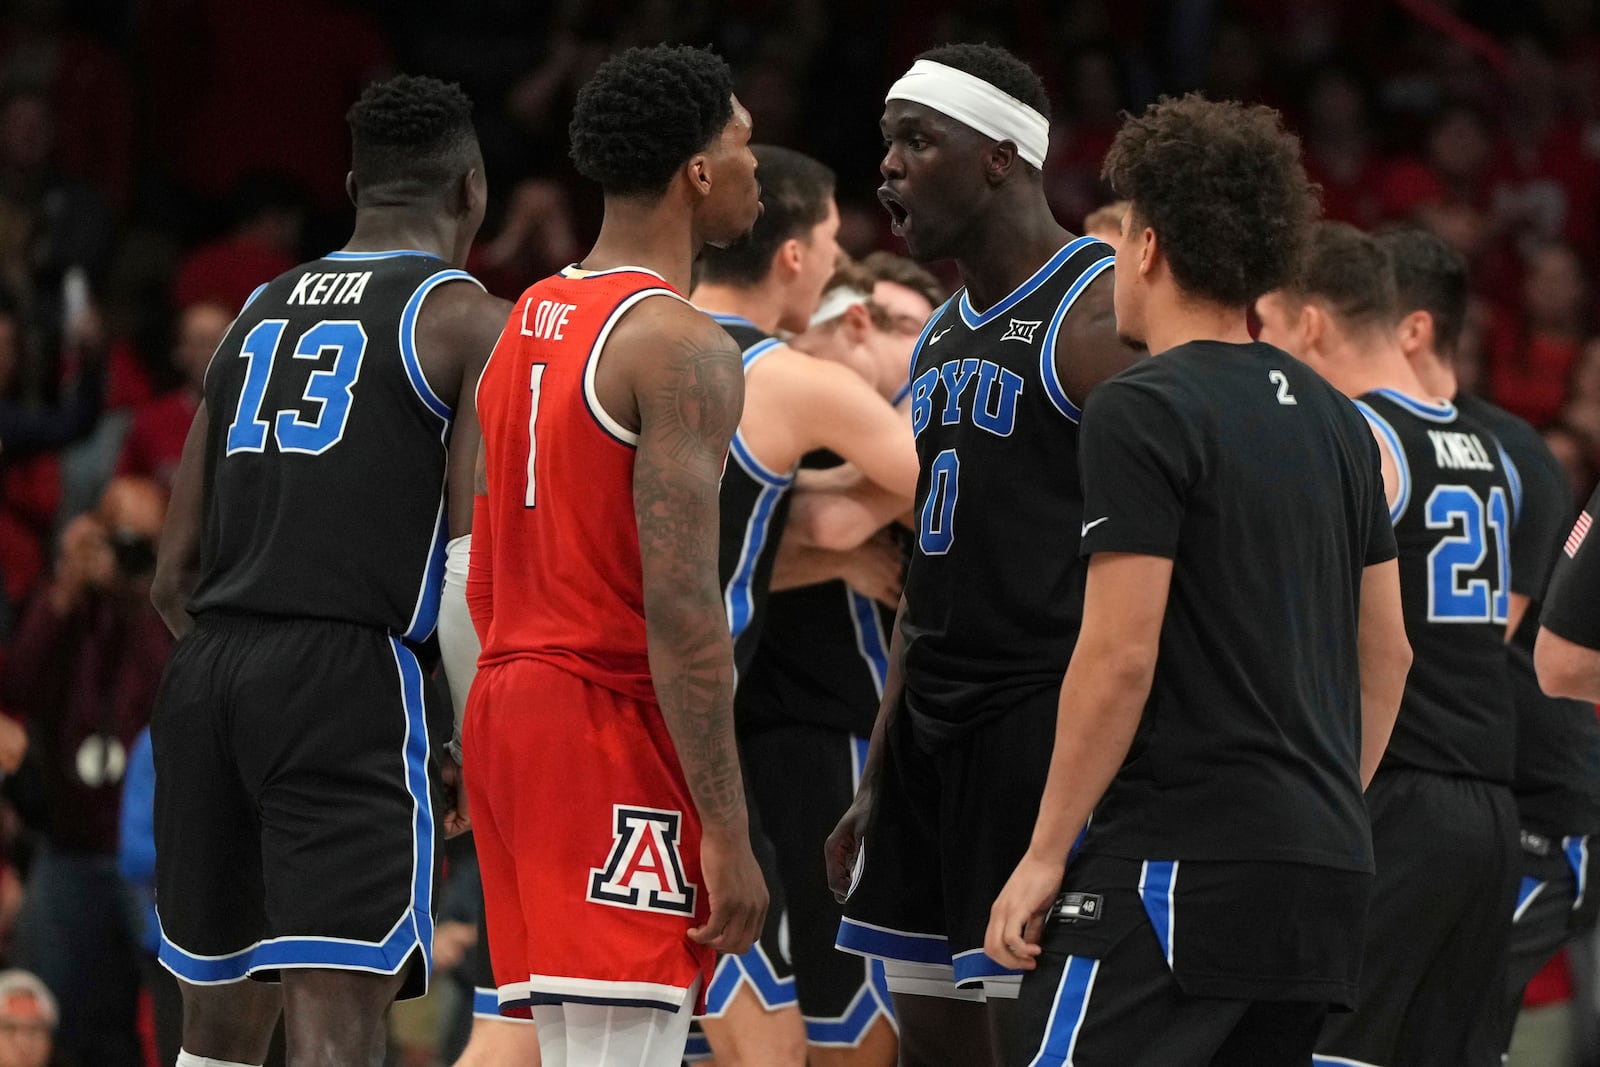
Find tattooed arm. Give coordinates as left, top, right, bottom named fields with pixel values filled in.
left=623, top=299, right=767, bottom=953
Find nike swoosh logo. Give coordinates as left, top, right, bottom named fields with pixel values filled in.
left=1081, top=517, right=1109, bottom=536
left=929, top=327, right=953, bottom=344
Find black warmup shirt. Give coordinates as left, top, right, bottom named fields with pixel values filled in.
left=1544, top=482, right=1600, bottom=655
left=190, top=251, right=479, bottom=642
left=1457, top=394, right=1600, bottom=836
left=1356, top=389, right=1517, bottom=784
left=712, top=315, right=796, bottom=682
left=899, top=236, right=1115, bottom=740
left=1078, top=341, right=1394, bottom=870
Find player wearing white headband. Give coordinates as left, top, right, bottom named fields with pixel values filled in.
left=683, top=145, right=919, bottom=1067
left=824, top=42, right=1141, bottom=1066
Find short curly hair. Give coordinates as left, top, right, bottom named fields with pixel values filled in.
left=1103, top=94, right=1318, bottom=307
left=570, top=45, right=735, bottom=198
left=914, top=43, right=1051, bottom=121
left=347, top=75, right=478, bottom=197
left=1287, top=221, right=1399, bottom=332
left=1377, top=227, right=1467, bottom=356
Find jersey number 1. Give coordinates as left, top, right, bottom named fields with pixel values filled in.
left=525, top=363, right=546, bottom=507
left=225, top=319, right=367, bottom=456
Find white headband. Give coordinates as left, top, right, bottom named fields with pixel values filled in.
left=885, top=60, right=1050, bottom=168
left=809, top=286, right=871, bottom=327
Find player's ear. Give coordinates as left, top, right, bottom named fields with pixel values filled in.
left=840, top=301, right=874, bottom=343
left=774, top=238, right=803, bottom=281
left=686, top=153, right=714, bottom=203
left=345, top=172, right=358, bottom=208
left=1396, top=309, right=1432, bottom=358
left=1302, top=302, right=1327, bottom=353
left=1137, top=224, right=1158, bottom=280
left=986, top=140, right=1018, bottom=185
left=458, top=167, right=484, bottom=219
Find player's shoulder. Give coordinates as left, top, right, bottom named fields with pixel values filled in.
left=611, top=293, right=738, bottom=356
left=750, top=343, right=864, bottom=394
left=1080, top=353, right=1184, bottom=428
left=415, top=276, right=513, bottom=363
left=1455, top=393, right=1541, bottom=453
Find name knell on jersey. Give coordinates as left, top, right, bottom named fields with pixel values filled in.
left=1427, top=430, right=1496, bottom=472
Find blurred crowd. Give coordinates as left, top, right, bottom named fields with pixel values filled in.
left=1, top=0, right=1600, bottom=1063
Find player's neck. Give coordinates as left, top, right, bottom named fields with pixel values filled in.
left=1408, top=349, right=1460, bottom=401
left=687, top=281, right=785, bottom=335
left=1330, top=336, right=1436, bottom=401
left=954, top=201, right=1070, bottom=313
left=1141, top=289, right=1252, bottom=356
left=344, top=210, right=457, bottom=263
left=582, top=199, right=699, bottom=294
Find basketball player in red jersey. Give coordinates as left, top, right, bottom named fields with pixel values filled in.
left=464, top=45, right=766, bottom=1067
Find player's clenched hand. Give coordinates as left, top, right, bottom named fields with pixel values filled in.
left=439, top=753, right=470, bottom=838
left=824, top=789, right=873, bottom=904
left=689, top=827, right=767, bottom=953
left=838, top=533, right=905, bottom=608
left=984, top=849, right=1064, bottom=971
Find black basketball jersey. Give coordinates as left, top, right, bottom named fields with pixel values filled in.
left=1355, top=389, right=1517, bottom=783
left=1459, top=394, right=1600, bottom=835
left=900, top=236, right=1114, bottom=737
left=735, top=449, right=900, bottom=737
left=188, top=251, right=478, bottom=642
left=1077, top=342, right=1394, bottom=868
left=713, top=315, right=796, bottom=682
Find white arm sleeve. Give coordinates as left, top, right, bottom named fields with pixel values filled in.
left=437, top=534, right=480, bottom=758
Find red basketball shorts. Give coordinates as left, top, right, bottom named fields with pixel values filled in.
left=464, top=657, right=714, bottom=1015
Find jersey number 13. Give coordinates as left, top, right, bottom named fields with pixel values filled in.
left=224, top=319, right=367, bottom=456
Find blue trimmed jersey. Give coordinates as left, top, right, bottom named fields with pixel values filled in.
left=1456, top=394, right=1600, bottom=837
left=900, top=236, right=1114, bottom=737
left=1356, top=389, right=1518, bottom=783
left=189, top=250, right=480, bottom=642
left=736, top=449, right=900, bottom=736
left=713, top=315, right=797, bottom=681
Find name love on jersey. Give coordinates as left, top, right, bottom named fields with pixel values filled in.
left=908, top=357, right=1025, bottom=438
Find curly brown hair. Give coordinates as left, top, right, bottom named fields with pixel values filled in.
left=1102, top=94, right=1319, bottom=307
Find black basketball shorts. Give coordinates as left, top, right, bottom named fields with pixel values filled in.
left=1496, top=830, right=1597, bottom=1051
left=743, top=722, right=894, bottom=1046
left=837, top=692, right=1057, bottom=1000
left=1010, top=855, right=1347, bottom=1067
left=151, top=612, right=445, bottom=998
left=1315, top=767, right=1520, bottom=1067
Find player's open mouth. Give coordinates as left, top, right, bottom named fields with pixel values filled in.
left=879, top=187, right=911, bottom=235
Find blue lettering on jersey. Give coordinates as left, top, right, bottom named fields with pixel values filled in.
left=939, top=358, right=982, bottom=424
left=911, top=358, right=1025, bottom=439
left=972, top=362, right=1024, bottom=437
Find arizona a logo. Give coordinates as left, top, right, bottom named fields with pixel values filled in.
left=588, top=805, right=697, bottom=915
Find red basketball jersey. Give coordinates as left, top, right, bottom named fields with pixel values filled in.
left=474, top=266, right=685, bottom=702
